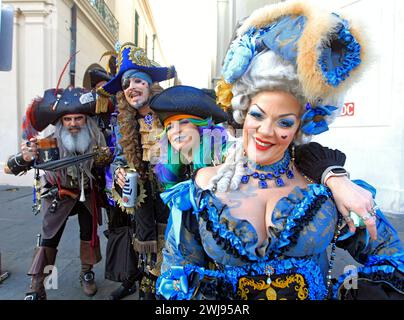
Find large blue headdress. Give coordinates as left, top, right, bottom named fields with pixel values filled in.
left=216, top=1, right=366, bottom=142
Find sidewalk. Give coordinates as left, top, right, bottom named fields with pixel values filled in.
left=0, top=184, right=403, bottom=300
left=0, top=184, right=138, bottom=300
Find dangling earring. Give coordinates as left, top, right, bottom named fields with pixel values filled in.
left=291, top=143, right=296, bottom=163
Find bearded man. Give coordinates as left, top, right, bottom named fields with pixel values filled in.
left=5, top=87, right=110, bottom=300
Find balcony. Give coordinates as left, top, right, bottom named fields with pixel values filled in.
left=88, top=0, right=119, bottom=40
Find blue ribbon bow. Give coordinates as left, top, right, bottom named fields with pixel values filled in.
left=301, top=103, right=338, bottom=135
left=160, top=180, right=198, bottom=247
left=157, top=266, right=191, bottom=300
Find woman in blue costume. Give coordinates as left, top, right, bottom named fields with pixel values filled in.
left=156, top=1, right=403, bottom=300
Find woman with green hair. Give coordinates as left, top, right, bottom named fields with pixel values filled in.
left=151, top=85, right=230, bottom=190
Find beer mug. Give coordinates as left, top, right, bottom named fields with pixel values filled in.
left=121, top=169, right=138, bottom=208
left=37, top=138, right=59, bottom=164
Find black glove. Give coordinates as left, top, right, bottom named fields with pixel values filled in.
left=294, top=142, right=346, bottom=183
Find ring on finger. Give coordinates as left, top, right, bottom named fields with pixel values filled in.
left=370, top=205, right=379, bottom=216
left=362, top=213, right=373, bottom=222
left=343, top=215, right=353, bottom=223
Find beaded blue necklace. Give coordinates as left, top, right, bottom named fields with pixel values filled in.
left=241, top=150, right=294, bottom=189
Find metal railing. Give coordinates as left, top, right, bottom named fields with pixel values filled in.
left=88, top=0, right=119, bottom=40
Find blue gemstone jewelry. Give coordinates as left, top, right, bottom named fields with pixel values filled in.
left=144, top=114, right=154, bottom=128
left=241, top=150, right=294, bottom=189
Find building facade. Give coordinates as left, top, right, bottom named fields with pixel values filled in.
left=0, top=0, right=171, bottom=185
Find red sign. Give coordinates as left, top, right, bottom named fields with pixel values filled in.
left=340, top=102, right=355, bottom=116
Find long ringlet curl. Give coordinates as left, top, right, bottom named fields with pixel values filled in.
left=207, top=137, right=246, bottom=192
left=117, top=83, right=163, bottom=180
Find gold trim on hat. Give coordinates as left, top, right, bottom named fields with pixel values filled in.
left=96, top=86, right=112, bottom=98
left=116, top=43, right=162, bottom=74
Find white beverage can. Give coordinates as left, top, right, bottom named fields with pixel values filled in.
left=122, top=169, right=138, bottom=208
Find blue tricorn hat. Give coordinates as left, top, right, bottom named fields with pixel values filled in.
left=149, top=85, right=229, bottom=125
left=98, top=42, right=176, bottom=97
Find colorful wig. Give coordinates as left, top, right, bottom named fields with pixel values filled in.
left=154, top=117, right=228, bottom=189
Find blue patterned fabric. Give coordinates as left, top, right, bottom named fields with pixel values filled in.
left=319, top=16, right=362, bottom=87
left=222, top=13, right=360, bottom=89
left=261, top=15, right=307, bottom=63
left=158, top=179, right=403, bottom=300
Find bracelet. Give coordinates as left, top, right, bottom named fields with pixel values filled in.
left=7, top=152, right=34, bottom=175
left=321, top=166, right=350, bottom=186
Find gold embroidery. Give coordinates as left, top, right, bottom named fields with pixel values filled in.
left=272, top=274, right=308, bottom=300
left=237, top=278, right=273, bottom=300
left=138, top=114, right=163, bottom=162
left=116, top=43, right=157, bottom=74
left=237, top=274, right=309, bottom=300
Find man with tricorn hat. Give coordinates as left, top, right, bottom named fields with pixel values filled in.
left=5, top=87, right=111, bottom=300
left=85, top=55, right=143, bottom=300
left=96, top=42, right=176, bottom=299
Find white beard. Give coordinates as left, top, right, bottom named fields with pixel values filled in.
left=60, top=125, right=91, bottom=154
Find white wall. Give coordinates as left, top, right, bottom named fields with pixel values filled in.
left=311, top=0, right=404, bottom=214
left=75, top=7, right=113, bottom=86
left=0, top=1, right=57, bottom=167
left=0, top=0, right=115, bottom=185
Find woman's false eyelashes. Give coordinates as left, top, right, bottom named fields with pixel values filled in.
left=278, top=118, right=295, bottom=128
left=248, top=104, right=296, bottom=128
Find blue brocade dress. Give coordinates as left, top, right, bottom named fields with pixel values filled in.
left=156, top=179, right=403, bottom=300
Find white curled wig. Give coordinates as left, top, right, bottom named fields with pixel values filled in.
left=208, top=51, right=314, bottom=193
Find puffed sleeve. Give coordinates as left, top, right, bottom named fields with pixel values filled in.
left=156, top=180, right=209, bottom=300
left=333, top=180, right=404, bottom=299
left=110, top=123, right=128, bottom=174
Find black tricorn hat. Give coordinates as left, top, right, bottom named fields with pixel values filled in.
left=83, top=64, right=112, bottom=90
left=149, top=85, right=229, bottom=125
left=26, top=87, right=97, bottom=132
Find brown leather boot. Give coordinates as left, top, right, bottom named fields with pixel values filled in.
left=79, top=241, right=101, bottom=297
left=24, top=246, right=57, bottom=300
left=80, top=266, right=97, bottom=297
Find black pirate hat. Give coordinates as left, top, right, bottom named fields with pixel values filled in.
left=149, top=85, right=229, bottom=126
left=83, top=63, right=112, bottom=90
left=22, top=87, right=97, bottom=137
